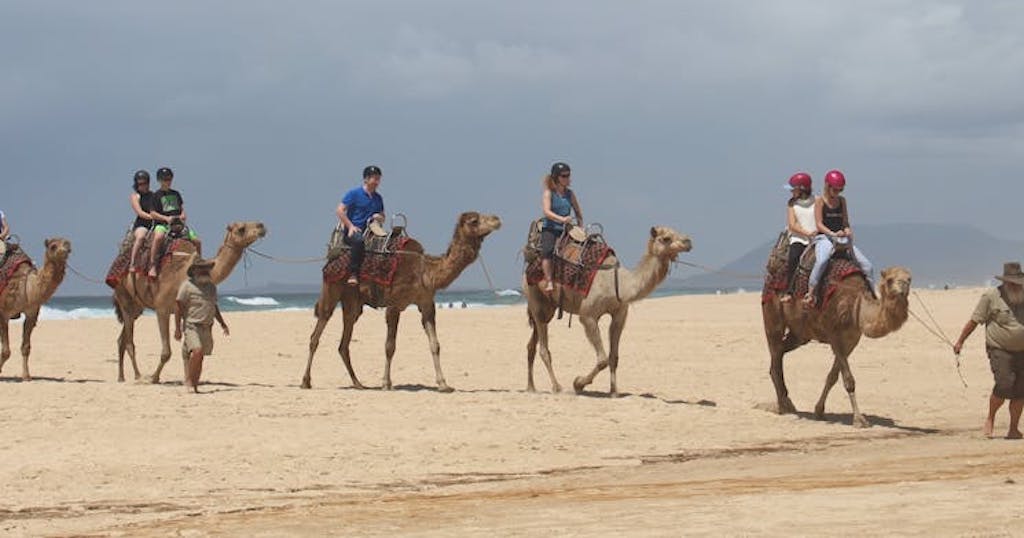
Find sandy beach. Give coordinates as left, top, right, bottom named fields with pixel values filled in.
left=2, top=288, right=1022, bottom=536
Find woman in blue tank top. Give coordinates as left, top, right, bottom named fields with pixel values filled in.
left=539, top=162, right=584, bottom=294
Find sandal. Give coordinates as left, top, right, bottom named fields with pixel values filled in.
left=779, top=294, right=792, bottom=303
left=542, top=282, right=555, bottom=295
left=346, top=275, right=359, bottom=286
left=802, top=292, right=816, bottom=308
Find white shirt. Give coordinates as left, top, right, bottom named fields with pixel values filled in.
left=789, top=199, right=816, bottom=245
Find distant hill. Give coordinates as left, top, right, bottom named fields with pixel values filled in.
left=667, top=223, right=1024, bottom=291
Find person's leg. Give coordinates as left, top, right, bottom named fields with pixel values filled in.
left=988, top=348, right=1014, bottom=437
left=130, top=227, right=147, bottom=271
left=188, top=228, right=202, bottom=258
left=344, top=233, right=365, bottom=285
left=1007, top=354, right=1024, bottom=439
left=782, top=242, right=805, bottom=301
left=805, top=238, right=833, bottom=304
left=187, top=348, right=204, bottom=393
left=539, top=230, right=556, bottom=293
left=149, top=228, right=166, bottom=277
left=851, top=245, right=874, bottom=288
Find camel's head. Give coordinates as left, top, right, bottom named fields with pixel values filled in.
left=648, top=226, right=692, bottom=261
left=224, top=221, right=268, bottom=248
left=43, top=237, right=71, bottom=263
left=455, top=212, right=502, bottom=239
left=878, top=266, right=912, bottom=300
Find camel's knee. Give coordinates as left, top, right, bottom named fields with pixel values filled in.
left=843, top=377, right=856, bottom=394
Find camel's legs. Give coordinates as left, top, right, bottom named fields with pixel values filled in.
left=763, top=305, right=797, bottom=414
left=417, top=302, right=453, bottom=393
left=150, top=309, right=173, bottom=384
left=529, top=306, right=561, bottom=393
left=302, top=299, right=337, bottom=389
left=606, top=308, right=629, bottom=397
left=19, top=309, right=38, bottom=380
left=573, top=315, right=609, bottom=394
left=382, top=307, right=401, bottom=390
left=526, top=319, right=538, bottom=392
left=814, top=357, right=842, bottom=419
left=337, top=300, right=366, bottom=389
left=117, top=311, right=142, bottom=383
left=0, top=317, right=10, bottom=374
left=836, top=351, right=869, bottom=427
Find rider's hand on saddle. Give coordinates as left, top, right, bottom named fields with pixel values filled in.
left=347, top=226, right=361, bottom=237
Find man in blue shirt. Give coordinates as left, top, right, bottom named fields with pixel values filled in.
left=336, top=165, right=384, bottom=285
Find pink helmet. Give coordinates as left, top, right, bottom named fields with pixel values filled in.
left=824, top=169, right=846, bottom=189
left=787, top=172, right=812, bottom=190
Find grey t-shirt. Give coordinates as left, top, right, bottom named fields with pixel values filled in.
left=971, top=287, right=1024, bottom=351
left=176, top=279, right=218, bottom=325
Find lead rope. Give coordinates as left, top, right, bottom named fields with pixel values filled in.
left=908, top=290, right=967, bottom=388
left=66, top=263, right=108, bottom=286
left=476, top=252, right=499, bottom=295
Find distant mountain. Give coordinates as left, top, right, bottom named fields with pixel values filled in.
left=667, top=223, right=1024, bottom=291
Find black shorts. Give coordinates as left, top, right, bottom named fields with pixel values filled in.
left=987, top=347, right=1024, bottom=399
left=540, top=229, right=559, bottom=259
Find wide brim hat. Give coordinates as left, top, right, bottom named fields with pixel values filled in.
left=995, top=262, right=1024, bottom=285
left=187, top=257, right=215, bottom=276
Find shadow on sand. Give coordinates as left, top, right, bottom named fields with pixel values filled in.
left=792, top=410, right=940, bottom=434
left=0, top=375, right=104, bottom=384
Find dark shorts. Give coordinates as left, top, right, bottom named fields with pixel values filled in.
left=540, top=228, right=559, bottom=259
left=987, top=347, right=1024, bottom=399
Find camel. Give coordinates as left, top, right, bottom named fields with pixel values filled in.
left=0, top=238, right=71, bottom=380
left=525, top=226, right=692, bottom=396
left=302, top=211, right=502, bottom=392
left=762, top=262, right=912, bottom=427
left=111, top=222, right=266, bottom=383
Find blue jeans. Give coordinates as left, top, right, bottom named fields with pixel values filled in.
left=807, top=235, right=873, bottom=290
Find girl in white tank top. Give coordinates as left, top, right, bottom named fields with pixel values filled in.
left=780, top=183, right=817, bottom=302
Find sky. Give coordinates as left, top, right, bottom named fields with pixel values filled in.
left=2, top=0, right=1023, bottom=295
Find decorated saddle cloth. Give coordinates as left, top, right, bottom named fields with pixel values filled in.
left=761, top=243, right=863, bottom=309
left=104, top=231, right=192, bottom=288
left=0, top=244, right=33, bottom=297
left=524, top=225, right=615, bottom=297
left=322, top=225, right=411, bottom=288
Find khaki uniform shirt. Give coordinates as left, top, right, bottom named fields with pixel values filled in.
left=970, top=287, right=1024, bottom=351
left=176, top=279, right=218, bottom=326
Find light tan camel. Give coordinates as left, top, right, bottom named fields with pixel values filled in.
left=524, top=226, right=692, bottom=396
left=0, top=238, right=71, bottom=380
left=302, top=212, right=502, bottom=392
left=761, top=265, right=912, bottom=427
left=112, top=222, right=266, bottom=383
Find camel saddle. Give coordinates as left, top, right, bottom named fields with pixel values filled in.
left=524, top=222, right=615, bottom=297
left=104, top=230, right=193, bottom=288
left=0, top=243, right=33, bottom=298
left=762, top=238, right=863, bottom=309
left=322, top=222, right=410, bottom=288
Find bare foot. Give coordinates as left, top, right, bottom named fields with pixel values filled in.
left=542, top=282, right=554, bottom=296
left=148, top=266, right=157, bottom=279
left=984, top=419, right=995, bottom=438
left=1007, top=429, right=1022, bottom=440
left=779, top=294, right=792, bottom=303
left=346, top=275, right=358, bottom=286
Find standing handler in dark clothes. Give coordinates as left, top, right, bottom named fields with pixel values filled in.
left=953, top=262, right=1024, bottom=439
left=335, top=165, right=384, bottom=286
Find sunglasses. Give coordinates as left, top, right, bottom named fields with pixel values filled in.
left=558, top=173, right=571, bottom=178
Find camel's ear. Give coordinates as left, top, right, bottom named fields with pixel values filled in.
left=650, top=227, right=658, bottom=239
left=226, top=223, right=234, bottom=232
left=44, top=238, right=52, bottom=248
left=880, top=268, right=891, bottom=279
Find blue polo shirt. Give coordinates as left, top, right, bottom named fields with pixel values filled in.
left=341, top=186, right=384, bottom=230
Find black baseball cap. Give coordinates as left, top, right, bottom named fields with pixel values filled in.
left=550, top=162, right=571, bottom=176
left=363, top=165, right=382, bottom=178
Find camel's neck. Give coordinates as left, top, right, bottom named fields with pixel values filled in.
left=210, top=239, right=244, bottom=284
left=427, top=234, right=483, bottom=291
left=618, top=252, right=671, bottom=304
left=27, top=258, right=66, bottom=305
left=858, top=289, right=909, bottom=338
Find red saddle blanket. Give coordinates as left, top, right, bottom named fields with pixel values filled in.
left=762, top=257, right=863, bottom=309
left=105, top=236, right=192, bottom=288
left=322, top=236, right=411, bottom=287
left=524, top=242, right=614, bottom=297
left=0, top=246, right=33, bottom=297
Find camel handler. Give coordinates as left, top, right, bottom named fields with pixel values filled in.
left=953, top=262, right=1024, bottom=439
left=174, top=257, right=229, bottom=393
left=335, top=165, right=384, bottom=286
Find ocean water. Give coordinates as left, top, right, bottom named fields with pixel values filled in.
left=29, top=285, right=729, bottom=322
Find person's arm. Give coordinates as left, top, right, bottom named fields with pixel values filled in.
left=953, top=320, right=978, bottom=355
left=150, top=195, right=171, bottom=224
left=174, top=299, right=185, bottom=341
left=839, top=196, right=852, bottom=238
left=214, top=305, right=229, bottom=336
left=129, top=193, right=149, bottom=220
left=177, top=192, right=187, bottom=223
left=336, top=202, right=359, bottom=236
left=569, top=191, right=584, bottom=226
left=0, top=213, right=8, bottom=240
left=813, top=197, right=832, bottom=235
